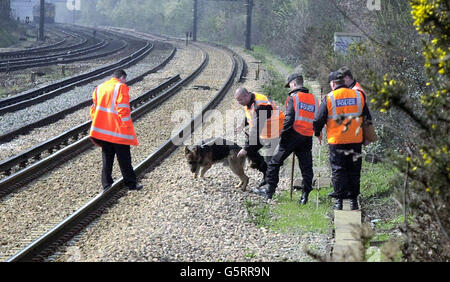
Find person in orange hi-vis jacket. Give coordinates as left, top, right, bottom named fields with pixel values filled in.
left=255, top=73, right=319, bottom=202
left=89, top=69, right=142, bottom=191
left=313, top=70, right=373, bottom=211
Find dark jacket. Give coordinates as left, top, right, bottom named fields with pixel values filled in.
left=243, top=93, right=273, bottom=151
left=280, top=86, right=310, bottom=139
left=313, top=85, right=372, bottom=138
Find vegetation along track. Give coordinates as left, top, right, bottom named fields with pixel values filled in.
left=0, top=36, right=234, bottom=262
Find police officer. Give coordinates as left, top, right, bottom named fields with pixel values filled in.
left=235, top=87, right=285, bottom=188
left=313, top=70, right=372, bottom=210
left=89, top=69, right=143, bottom=191
left=338, top=67, right=365, bottom=99
left=255, top=74, right=318, bottom=202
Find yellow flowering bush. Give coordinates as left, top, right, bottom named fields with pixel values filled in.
left=369, top=0, right=450, bottom=261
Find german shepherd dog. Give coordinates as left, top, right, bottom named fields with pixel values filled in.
left=184, top=137, right=249, bottom=190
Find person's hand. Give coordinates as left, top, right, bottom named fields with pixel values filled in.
left=89, top=137, right=101, bottom=147
left=316, top=132, right=323, bottom=145
left=237, top=148, right=247, bottom=158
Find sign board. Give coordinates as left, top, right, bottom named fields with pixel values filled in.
left=334, top=32, right=363, bottom=54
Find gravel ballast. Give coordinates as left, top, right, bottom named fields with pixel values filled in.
left=0, top=41, right=228, bottom=261
left=0, top=41, right=187, bottom=161
left=49, top=44, right=330, bottom=262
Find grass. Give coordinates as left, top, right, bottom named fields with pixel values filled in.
left=244, top=45, right=312, bottom=105
left=243, top=44, right=332, bottom=237
left=271, top=187, right=333, bottom=234
left=242, top=42, right=405, bottom=261
left=245, top=184, right=333, bottom=235
left=360, top=161, right=396, bottom=199
left=359, top=161, right=405, bottom=261
left=0, top=26, right=17, bottom=47
left=0, top=20, right=32, bottom=48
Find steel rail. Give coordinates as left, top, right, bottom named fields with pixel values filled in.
left=0, top=37, right=129, bottom=73
left=0, top=37, right=105, bottom=65
left=0, top=45, right=207, bottom=198
left=0, top=41, right=164, bottom=144
left=0, top=39, right=150, bottom=115
left=0, top=46, right=177, bottom=178
left=0, top=28, right=90, bottom=62
left=0, top=25, right=97, bottom=59
left=0, top=74, right=180, bottom=199
left=0, top=33, right=67, bottom=59
left=6, top=41, right=238, bottom=262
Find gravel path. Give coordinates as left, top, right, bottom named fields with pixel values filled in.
left=0, top=41, right=226, bottom=261
left=48, top=44, right=330, bottom=262
left=0, top=41, right=182, bottom=161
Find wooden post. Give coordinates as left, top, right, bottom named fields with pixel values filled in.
left=316, top=144, right=322, bottom=210
left=290, top=154, right=295, bottom=200
left=255, top=62, right=260, bottom=80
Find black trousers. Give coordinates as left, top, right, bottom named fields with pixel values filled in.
left=92, top=138, right=137, bottom=189
left=246, top=138, right=278, bottom=179
left=266, top=131, right=313, bottom=192
left=329, top=143, right=362, bottom=200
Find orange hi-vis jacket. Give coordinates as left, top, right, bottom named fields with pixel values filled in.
left=326, top=88, right=364, bottom=144
left=244, top=93, right=285, bottom=139
left=89, top=77, right=138, bottom=146
left=352, top=81, right=366, bottom=100
left=290, top=91, right=318, bottom=137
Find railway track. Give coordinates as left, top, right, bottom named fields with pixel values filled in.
left=0, top=28, right=69, bottom=59
left=0, top=46, right=178, bottom=192
left=1, top=36, right=243, bottom=262
left=0, top=29, right=130, bottom=73
left=0, top=28, right=88, bottom=62
left=0, top=34, right=103, bottom=66
left=0, top=31, right=151, bottom=116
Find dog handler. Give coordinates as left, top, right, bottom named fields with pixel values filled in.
left=255, top=74, right=319, bottom=202
left=89, top=69, right=142, bottom=191
left=313, top=70, right=372, bottom=210
left=234, top=87, right=285, bottom=188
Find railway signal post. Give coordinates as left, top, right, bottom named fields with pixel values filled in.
left=193, top=0, right=253, bottom=50
left=39, top=0, right=45, bottom=41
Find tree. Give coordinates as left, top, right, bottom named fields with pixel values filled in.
left=367, top=0, right=449, bottom=261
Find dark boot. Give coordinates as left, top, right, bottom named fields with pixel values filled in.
left=334, top=199, right=343, bottom=210
left=253, top=184, right=275, bottom=200
left=129, top=184, right=143, bottom=191
left=299, top=189, right=311, bottom=205
left=350, top=198, right=359, bottom=210
left=257, top=173, right=267, bottom=188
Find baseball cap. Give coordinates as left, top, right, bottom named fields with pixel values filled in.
left=328, top=70, right=345, bottom=82
left=285, top=73, right=303, bottom=88
left=338, top=66, right=353, bottom=78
